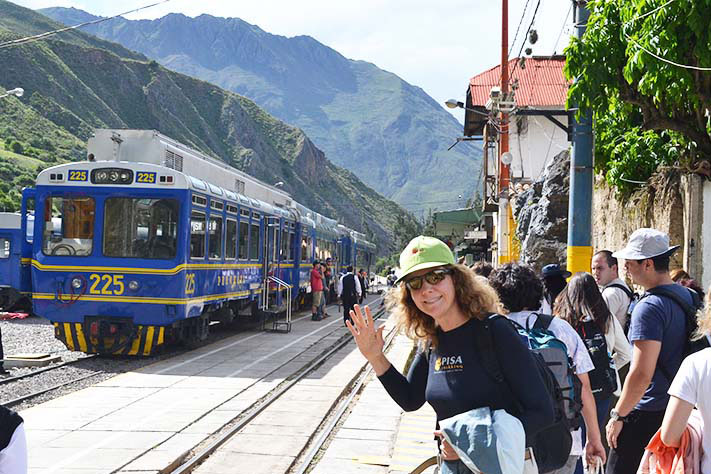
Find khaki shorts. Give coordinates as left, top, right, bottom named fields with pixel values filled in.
left=312, top=290, right=323, bottom=307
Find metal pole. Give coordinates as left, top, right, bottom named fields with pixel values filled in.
left=498, top=0, right=513, bottom=264
left=567, top=0, right=593, bottom=273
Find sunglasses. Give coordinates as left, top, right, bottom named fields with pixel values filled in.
left=403, top=268, right=452, bottom=291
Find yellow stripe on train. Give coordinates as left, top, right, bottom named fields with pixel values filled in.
left=54, top=322, right=166, bottom=355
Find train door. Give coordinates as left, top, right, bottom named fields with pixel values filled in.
left=261, top=216, right=279, bottom=310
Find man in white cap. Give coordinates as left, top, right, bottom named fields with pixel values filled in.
left=605, top=228, right=691, bottom=474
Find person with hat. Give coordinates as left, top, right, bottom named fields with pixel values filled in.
left=605, top=228, right=691, bottom=474
left=346, top=236, right=554, bottom=473
left=541, top=263, right=571, bottom=314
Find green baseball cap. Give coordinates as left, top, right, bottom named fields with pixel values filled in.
left=395, top=235, right=455, bottom=284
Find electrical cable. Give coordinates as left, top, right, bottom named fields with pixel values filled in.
left=509, top=0, right=542, bottom=81
left=624, top=32, right=711, bottom=71
left=509, top=0, right=532, bottom=57
left=0, top=0, right=171, bottom=49
left=552, top=2, right=573, bottom=55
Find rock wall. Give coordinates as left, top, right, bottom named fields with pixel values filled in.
left=592, top=169, right=699, bottom=276
left=513, top=150, right=570, bottom=271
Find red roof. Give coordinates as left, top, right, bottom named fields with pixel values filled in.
left=469, top=56, right=568, bottom=107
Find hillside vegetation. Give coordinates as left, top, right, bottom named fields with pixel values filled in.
left=0, top=1, right=420, bottom=253
left=40, top=8, right=482, bottom=215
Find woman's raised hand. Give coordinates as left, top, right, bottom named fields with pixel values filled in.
left=346, top=304, right=388, bottom=373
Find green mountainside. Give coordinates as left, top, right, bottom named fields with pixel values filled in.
left=0, top=1, right=420, bottom=253
left=39, top=8, right=482, bottom=216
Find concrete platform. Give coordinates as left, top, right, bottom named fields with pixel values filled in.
left=20, top=298, right=372, bottom=474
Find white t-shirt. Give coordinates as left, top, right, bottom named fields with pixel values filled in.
left=602, top=278, right=632, bottom=328
left=668, top=348, right=711, bottom=474
left=0, top=422, right=27, bottom=474
left=507, top=311, right=594, bottom=456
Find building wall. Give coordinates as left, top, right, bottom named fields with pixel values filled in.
left=509, top=113, right=569, bottom=181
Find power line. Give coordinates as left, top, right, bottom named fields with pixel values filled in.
left=0, top=0, right=171, bottom=49
left=509, top=0, right=532, bottom=57
left=552, top=2, right=573, bottom=55
left=625, top=32, right=711, bottom=71
left=626, top=0, right=676, bottom=24
left=508, top=0, right=542, bottom=81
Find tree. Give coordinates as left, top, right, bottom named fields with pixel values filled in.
left=565, top=0, right=711, bottom=194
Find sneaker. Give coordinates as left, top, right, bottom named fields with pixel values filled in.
left=0, top=368, right=9, bottom=375
left=311, top=315, right=322, bottom=321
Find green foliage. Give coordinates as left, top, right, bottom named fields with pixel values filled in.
left=564, top=0, right=711, bottom=195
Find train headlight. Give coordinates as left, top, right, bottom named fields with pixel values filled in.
left=91, top=168, right=133, bottom=184
left=71, top=278, right=83, bottom=289
left=128, top=280, right=140, bottom=291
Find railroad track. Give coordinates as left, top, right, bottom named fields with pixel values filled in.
left=168, top=301, right=395, bottom=474
left=0, top=354, right=98, bottom=387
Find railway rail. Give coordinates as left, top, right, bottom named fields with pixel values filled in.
left=169, top=301, right=395, bottom=474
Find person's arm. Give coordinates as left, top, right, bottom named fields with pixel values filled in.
left=606, top=340, right=661, bottom=448
left=579, top=372, right=606, bottom=464
left=660, top=396, right=694, bottom=446
left=337, top=276, right=343, bottom=297
left=602, top=288, right=626, bottom=325
left=355, top=275, right=362, bottom=296
left=346, top=304, right=427, bottom=411
left=608, top=315, right=632, bottom=369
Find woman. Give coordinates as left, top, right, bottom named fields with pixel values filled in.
left=554, top=273, right=632, bottom=474
left=347, top=235, right=554, bottom=473
left=660, top=286, right=711, bottom=473
left=670, top=268, right=705, bottom=302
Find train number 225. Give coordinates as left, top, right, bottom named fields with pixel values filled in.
left=88, top=274, right=125, bottom=295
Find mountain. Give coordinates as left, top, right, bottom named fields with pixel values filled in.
left=0, top=0, right=421, bottom=253
left=39, top=8, right=482, bottom=215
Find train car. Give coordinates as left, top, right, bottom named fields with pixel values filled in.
left=7, top=129, right=377, bottom=355
left=0, top=212, right=33, bottom=311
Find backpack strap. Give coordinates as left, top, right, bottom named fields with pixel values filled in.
left=642, top=286, right=699, bottom=381
left=606, top=283, right=635, bottom=300
left=474, top=314, right=524, bottom=414
left=531, top=312, right=554, bottom=331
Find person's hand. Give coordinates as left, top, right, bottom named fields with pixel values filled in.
left=346, top=304, right=385, bottom=362
left=433, top=431, right=459, bottom=461
left=585, top=437, right=606, bottom=466
left=606, top=419, right=623, bottom=450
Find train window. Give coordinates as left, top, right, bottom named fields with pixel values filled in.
left=0, top=238, right=9, bottom=258
left=210, top=200, right=224, bottom=211
left=208, top=216, right=223, bottom=259
left=249, top=222, right=260, bottom=260
left=301, top=235, right=312, bottom=262
left=289, top=232, right=297, bottom=261
left=240, top=209, right=249, bottom=218
left=42, top=196, right=94, bottom=257
left=281, top=228, right=289, bottom=261
left=239, top=221, right=249, bottom=259
left=103, top=198, right=179, bottom=259
left=226, top=219, right=237, bottom=259
left=226, top=204, right=238, bottom=214
left=190, top=211, right=206, bottom=259
left=191, top=194, right=207, bottom=207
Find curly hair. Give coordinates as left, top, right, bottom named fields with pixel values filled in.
left=693, top=284, right=711, bottom=341
left=385, top=264, right=500, bottom=348
left=488, top=263, right=544, bottom=313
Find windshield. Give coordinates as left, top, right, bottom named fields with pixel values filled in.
left=104, top=198, right=179, bottom=259
left=42, top=196, right=95, bottom=256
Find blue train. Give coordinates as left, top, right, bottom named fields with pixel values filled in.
left=0, top=129, right=376, bottom=355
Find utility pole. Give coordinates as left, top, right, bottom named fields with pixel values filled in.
left=567, top=0, right=593, bottom=273
left=497, top=0, right=514, bottom=264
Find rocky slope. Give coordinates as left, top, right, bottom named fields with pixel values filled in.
left=0, top=0, right=420, bottom=253
left=40, top=7, right=482, bottom=214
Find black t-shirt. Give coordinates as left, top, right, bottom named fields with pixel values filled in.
left=378, top=316, right=553, bottom=441
left=0, top=405, right=22, bottom=451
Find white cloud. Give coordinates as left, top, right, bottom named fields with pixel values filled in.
left=11, top=0, right=573, bottom=122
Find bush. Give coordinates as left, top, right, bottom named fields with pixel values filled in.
left=9, top=140, right=23, bottom=154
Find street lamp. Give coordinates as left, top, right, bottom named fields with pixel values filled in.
left=0, top=87, right=24, bottom=99
left=444, top=99, right=491, bottom=117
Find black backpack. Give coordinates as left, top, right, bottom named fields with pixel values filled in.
left=642, top=286, right=709, bottom=380
left=474, top=315, right=574, bottom=473
left=575, top=319, right=617, bottom=401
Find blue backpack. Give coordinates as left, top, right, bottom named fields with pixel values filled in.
left=476, top=314, right=583, bottom=473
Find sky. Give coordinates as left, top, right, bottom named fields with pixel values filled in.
left=11, top=0, right=575, bottom=123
